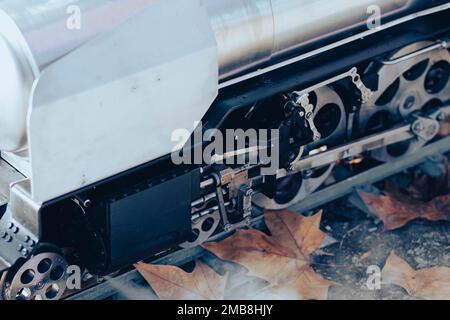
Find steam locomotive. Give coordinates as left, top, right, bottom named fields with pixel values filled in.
left=0, top=0, right=449, bottom=299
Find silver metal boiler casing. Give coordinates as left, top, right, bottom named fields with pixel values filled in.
left=0, top=0, right=158, bottom=152
left=0, top=0, right=430, bottom=154
left=207, top=0, right=412, bottom=79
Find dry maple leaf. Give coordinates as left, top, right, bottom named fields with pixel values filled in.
left=382, top=252, right=450, bottom=300
left=357, top=251, right=372, bottom=263
left=358, top=189, right=450, bottom=231
left=438, top=117, right=450, bottom=137
left=203, top=210, right=334, bottom=300
left=135, top=261, right=227, bottom=300
left=407, top=160, right=450, bottom=201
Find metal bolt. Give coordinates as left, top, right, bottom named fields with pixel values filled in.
left=83, top=199, right=92, bottom=208
left=304, top=170, right=314, bottom=178
left=403, top=96, right=415, bottom=110
left=21, top=248, right=29, bottom=256
left=437, top=112, right=446, bottom=121
left=413, top=121, right=424, bottom=133
left=5, top=235, right=12, bottom=243
left=17, top=244, right=24, bottom=252
left=224, top=224, right=233, bottom=232
left=36, top=281, right=46, bottom=290
left=240, top=185, right=253, bottom=197
left=7, top=222, right=14, bottom=230
left=1, top=232, right=8, bottom=239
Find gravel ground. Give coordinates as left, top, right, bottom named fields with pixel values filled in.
left=313, top=192, right=450, bottom=300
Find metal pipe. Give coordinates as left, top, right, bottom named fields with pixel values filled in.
left=0, top=0, right=439, bottom=80
left=206, top=0, right=418, bottom=79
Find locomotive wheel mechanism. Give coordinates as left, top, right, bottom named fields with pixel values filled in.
left=0, top=246, right=68, bottom=300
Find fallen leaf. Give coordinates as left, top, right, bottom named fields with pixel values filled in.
left=203, top=210, right=334, bottom=300
left=438, top=117, right=450, bottom=137
left=358, top=188, right=450, bottom=231
left=406, top=160, right=450, bottom=201
left=357, top=251, right=372, bottom=263
left=135, top=261, right=227, bottom=300
left=382, top=252, right=450, bottom=300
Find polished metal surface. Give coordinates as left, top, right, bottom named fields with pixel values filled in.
left=220, top=1, right=450, bottom=88
left=0, top=0, right=155, bottom=69
left=0, top=0, right=155, bottom=152
left=0, top=0, right=448, bottom=154
left=0, top=0, right=440, bottom=80
left=0, top=159, right=24, bottom=206
left=207, top=0, right=413, bottom=79
left=4, top=252, right=68, bottom=300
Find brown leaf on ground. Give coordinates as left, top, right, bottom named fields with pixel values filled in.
left=357, top=251, right=372, bottom=263
left=438, top=117, right=450, bottom=137
left=382, top=252, right=450, bottom=300
left=203, top=210, right=334, bottom=300
left=358, top=188, right=450, bottom=231
left=407, top=160, right=450, bottom=201
left=135, top=261, right=227, bottom=300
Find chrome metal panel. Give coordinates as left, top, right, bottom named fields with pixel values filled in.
left=0, top=158, right=24, bottom=206
left=0, top=0, right=155, bottom=153
left=28, top=0, right=218, bottom=202
left=270, top=0, right=408, bottom=58
left=205, top=0, right=274, bottom=80
left=0, top=0, right=155, bottom=69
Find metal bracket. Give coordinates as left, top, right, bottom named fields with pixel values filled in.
left=179, top=210, right=221, bottom=249
left=296, top=94, right=322, bottom=141
left=349, top=69, right=374, bottom=104
left=293, top=67, right=374, bottom=105
left=287, top=68, right=374, bottom=171
left=411, top=116, right=440, bottom=141
left=237, top=185, right=253, bottom=220
left=0, top=159, right=25, bottom=208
